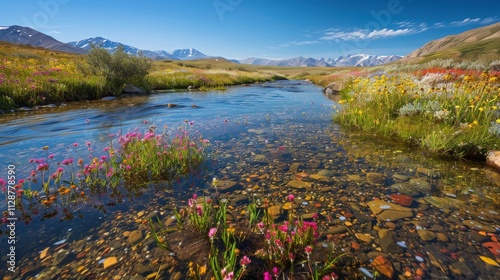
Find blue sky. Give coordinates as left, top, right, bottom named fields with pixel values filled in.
left=0, top=0, right=498, bottom=59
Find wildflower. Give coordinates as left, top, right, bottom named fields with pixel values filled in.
left=59, top=186, right=70, bottom=195
left=43, top=146, right=49, bottom=150
left=48, top=154, right=54, bottom=159
left=322, top=272, right=340, bottom=280
left=85, top=141, right=91, bottom=147
left=196, top=205, right=203, bottom=216
left=208, top=227, right=217, bottom=240
left=263, top=272, right=272, bottom=280
left=272, top=267, right=279, bottom=277
left=56, top=167, right=64, bottom=173
left=223, top=271, right=234, bottom=280
left=287, top=194, right=295, bottom=202
left=497, top=119, right=500, bottom=124
left=37, top=163, right=49, bottom=171
left=239, top=255, right=251, bottom=269
left=62, top=158, right=73, bottom=165
left=257, top=222, right=265, bottom=232
left=305, top=245, right=313, bottom=259
left=289, top=253, right=295, bottom=263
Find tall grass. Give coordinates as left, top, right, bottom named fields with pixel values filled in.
left=334, top=71, right=500, bottom=158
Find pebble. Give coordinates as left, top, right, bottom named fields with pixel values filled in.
left=436, top=232, right=449, bottom=242
left=103, top=257, right=119, bottom=269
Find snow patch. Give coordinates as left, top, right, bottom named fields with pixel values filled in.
left=0, top=26, right=8, bottom=30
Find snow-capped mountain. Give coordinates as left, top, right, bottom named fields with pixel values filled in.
left=68, top=37, right=178, bottom=60
left=239, top=57, right=330, bottom=67
left=169, top=48, right=209, bottom=60
left=320, top=54, right=402, bottom=67
left=0, top=25, right=86, bottom=54
left=68, top=37, right=211, bottom=61
left=240, top=54, right=402, bottom=67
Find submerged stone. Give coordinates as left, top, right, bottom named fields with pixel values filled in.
left=367, top=200, right=413, bottom=221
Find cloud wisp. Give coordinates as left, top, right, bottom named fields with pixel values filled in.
left=321, top=16, right=498, bottom=42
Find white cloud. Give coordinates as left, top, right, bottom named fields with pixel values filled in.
left=321, top=28, right=414, bottom=41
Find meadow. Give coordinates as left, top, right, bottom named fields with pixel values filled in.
left=0, top=42, right=284, bottom=111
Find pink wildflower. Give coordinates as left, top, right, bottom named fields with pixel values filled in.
left=208, top=227, right=217, bottom=240
left=239, top=255, right=251, bottom=268
left=287, top=194, right=295, bottom=202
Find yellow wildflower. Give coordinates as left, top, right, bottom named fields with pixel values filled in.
left=496, top=119, right=500, bottom=124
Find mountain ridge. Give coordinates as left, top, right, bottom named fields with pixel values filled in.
left=239, top=54, right=402, bottom=67
left=0, top=25, right=86, bottom=54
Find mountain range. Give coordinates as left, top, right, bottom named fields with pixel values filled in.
left=1, top=23, right=498, bottom=67
left=240, top=54, right=402, bottom=67
left=0, top=25, right=401, bottom=67
left=68, top=37, right=210, bottom=61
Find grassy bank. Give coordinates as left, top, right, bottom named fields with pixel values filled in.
left=323, top=65, right=500, bottom=158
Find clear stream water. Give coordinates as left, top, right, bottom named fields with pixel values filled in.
left=0, top=80, right=498, bottom=278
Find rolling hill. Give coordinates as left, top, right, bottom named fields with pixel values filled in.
left=400, top=22, right=500, bottom=63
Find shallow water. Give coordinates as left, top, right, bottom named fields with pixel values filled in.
left=0, top=80, right=499, bottom=279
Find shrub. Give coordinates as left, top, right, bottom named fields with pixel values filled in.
left=85, top=45, right=152, bottom=94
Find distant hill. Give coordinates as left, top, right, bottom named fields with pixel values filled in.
left=0, top=25, right=86, bottom=54
left=400, top=22, right=500, bottom=63
left=239, top=54, right=402, bottom=67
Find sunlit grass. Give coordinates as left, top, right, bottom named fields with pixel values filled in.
left=334, top=71, right=500, bottom=158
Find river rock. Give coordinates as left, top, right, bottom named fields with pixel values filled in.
left=128, top=230, right=143, bottom=245
left=462, top=220, right=497, bottom=233
left=353, top=210, right=374, bottom=223
left=366, top=172, right=385, bottom=184
left=322, top=82, right=341, bottom=95
left=40, top=247, right=49, bottom=259
left=379, top=234, right=404, bottom=254
left=372, top=255, right=395, bottom=279
left=214, top=180, right=242, bottom=192
left=289, top=163, right=304, bottom=173
left=423, top=196, right=459, bottom=211
left=286, top=180, right=312, bottom=190
left=355, top=233, right=373, bottom=243
left=417, top=229, right=437, bottom=241
left=328, top=226, right=347, bottom=234
left=318, top=169, right=335, bottom=177
left=389, top=194, right=413, bottom=207
left=267, top=206, right=282, bottom=219
left=367, top=200, right=413, bottom=221
left=486, top=150, right=500, bottom=172
left=485, top=169, right=500, bottom=187
left=310, top=174, right=330, bottom=181
left=104, top=257, right=119, bottom=269
left=391, top=178, right=433, bottom=197
left=122, top=84, right=146, bottom=95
